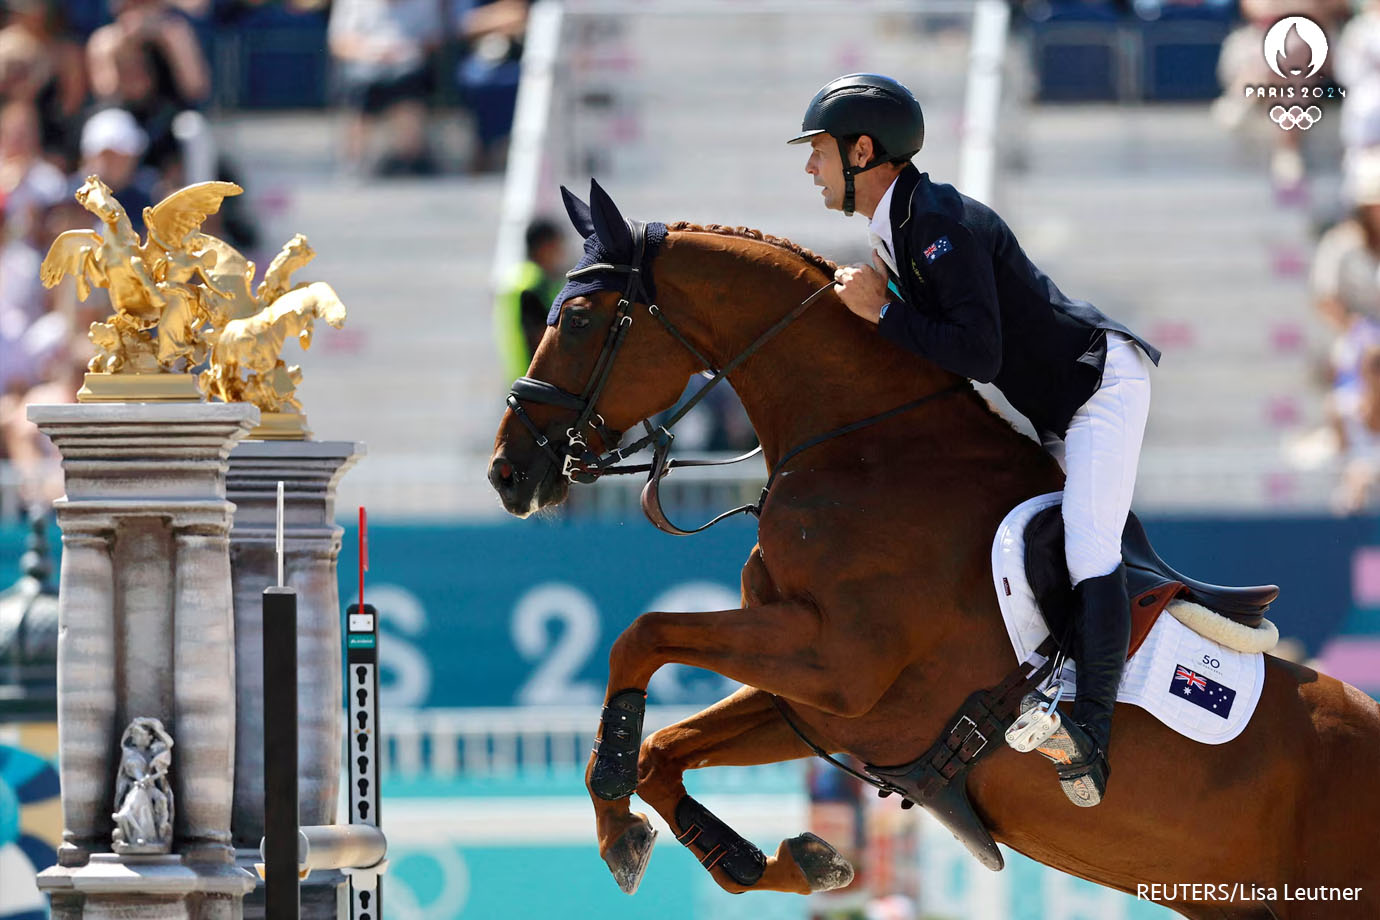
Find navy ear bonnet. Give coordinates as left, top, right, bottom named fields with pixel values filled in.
left=548, top=180, right=668, bottom=325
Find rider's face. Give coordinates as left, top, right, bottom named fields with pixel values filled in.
left=805, top=135, right=847, bottom=211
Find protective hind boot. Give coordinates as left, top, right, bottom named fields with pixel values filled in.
left=1059, top=563, right=1131, bottom=806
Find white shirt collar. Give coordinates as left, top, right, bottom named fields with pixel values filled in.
left=868, top=174, right=901, bottom=273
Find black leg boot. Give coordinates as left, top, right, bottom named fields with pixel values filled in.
left=1023, top=563, right=1130, bottom=807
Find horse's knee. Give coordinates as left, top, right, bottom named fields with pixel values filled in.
left=637, top=729, right=683, bottom=796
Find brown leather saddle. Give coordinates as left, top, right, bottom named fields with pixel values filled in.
left=1022, top=507, right=1279, bottom=659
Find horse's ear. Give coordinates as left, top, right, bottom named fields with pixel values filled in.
left=589, top=178, right=633, bottom=261
left=560, top=186, right=595, bottom=238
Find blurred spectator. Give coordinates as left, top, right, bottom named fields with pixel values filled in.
left=1215, top=0, right=1351, bottom=197
left=328, top=0, right=442, bottom=177
left=1312, top=150, right=1380, bottom=400
left=454, top=0, right=527, bottom=173
left=78, top=107, right=155, bottom=233
left=1331, top=344, right=1380, bottom=513
left=1336, top=0, right=1380, bottom=155
left=0, top=0, right=88, bottom=169
left=494, top=216, right=565, bottom=380
left=0, top=98, right=65, bottom=236
left=86, top=0, right=211, bottom=177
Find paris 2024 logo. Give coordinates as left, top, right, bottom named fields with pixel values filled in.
left=1248, top=15, right=1343, bottom=131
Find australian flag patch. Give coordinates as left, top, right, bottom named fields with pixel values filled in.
left=922, top=235, right=953, bottom=263
left=1169, top=664, right=1236, bottom=719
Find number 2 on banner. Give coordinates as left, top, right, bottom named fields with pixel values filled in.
left=511, top=584, right=602, bottom=705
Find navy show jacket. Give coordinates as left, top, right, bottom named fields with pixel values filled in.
left=875, top=164, right=1160, bottom=437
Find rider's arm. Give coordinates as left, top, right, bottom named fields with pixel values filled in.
left=876, top=213, right=1002, bottom=383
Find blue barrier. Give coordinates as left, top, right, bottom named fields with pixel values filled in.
left=5, top=514, right=1378, bottom=710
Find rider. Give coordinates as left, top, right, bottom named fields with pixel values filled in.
left=789, top=73, right=1160, bottom=807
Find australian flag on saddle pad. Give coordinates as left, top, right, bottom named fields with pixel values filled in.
left=1169, top=664, right=1236, bottom=719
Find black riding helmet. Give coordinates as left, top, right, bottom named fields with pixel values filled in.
left=788, top=73, right=925, bottom=216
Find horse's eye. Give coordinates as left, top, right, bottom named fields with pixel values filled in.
left=568, top=312, right=591, bottom=330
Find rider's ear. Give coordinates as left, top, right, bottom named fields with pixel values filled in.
left=589, top=178, right=633, bottom=262
left=560, top=186, right=595, bottom=238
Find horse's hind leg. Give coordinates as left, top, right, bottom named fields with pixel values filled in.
left=617, top=687, right=854, bottom=896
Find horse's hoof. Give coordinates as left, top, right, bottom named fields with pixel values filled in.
left=786, top=832, right=854, bottom=893
left=604, top=816, right=657, bottom=895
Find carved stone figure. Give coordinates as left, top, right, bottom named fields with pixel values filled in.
left=111, top=717, right=175, bottom=855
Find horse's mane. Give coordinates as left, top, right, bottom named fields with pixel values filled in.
left=665, top=223, right=1025, bottom=438
left=667, top=222, right=838, bottom=276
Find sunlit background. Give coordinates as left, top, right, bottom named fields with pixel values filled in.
left=3, top=0, right=1379, bottom=918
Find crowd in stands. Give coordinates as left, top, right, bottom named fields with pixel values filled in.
left=1247, top=0, right=1380, bottom=512
left=0, top=0, right=533, bottom=516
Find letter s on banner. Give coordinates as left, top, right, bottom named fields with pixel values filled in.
left=511, top=583, right=603, bottom=705
left=365, top=583, right=433, bottom=709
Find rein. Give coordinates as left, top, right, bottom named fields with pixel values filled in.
left=505, top=220, right=965, bottom=535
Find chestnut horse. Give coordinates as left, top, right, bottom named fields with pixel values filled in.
left=488, top=186, right=1380, bottom=919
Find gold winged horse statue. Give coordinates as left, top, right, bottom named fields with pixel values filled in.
left=40, top=176, right=243, bottom=375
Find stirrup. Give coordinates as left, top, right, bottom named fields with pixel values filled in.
left=1005, top=687, right=1063, bottom=753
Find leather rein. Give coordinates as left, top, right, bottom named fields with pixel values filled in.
left=505, top=219, right=965, bottom=535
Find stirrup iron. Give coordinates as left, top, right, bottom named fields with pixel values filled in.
left=1005, top=676, right=1065, bottom=753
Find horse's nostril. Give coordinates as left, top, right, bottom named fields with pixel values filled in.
left=490, top=457, right=518, bottom=492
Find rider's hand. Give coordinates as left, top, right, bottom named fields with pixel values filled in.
left=834, top=252, right=891, bottom=324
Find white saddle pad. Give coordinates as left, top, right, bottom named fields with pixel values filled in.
left=991, top=492, right=1263, bottom=745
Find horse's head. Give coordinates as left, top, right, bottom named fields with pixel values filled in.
left=489, top=181, right=706, bottom=516
left=75, top=175, right=130, bottom=231
left=313, top=285, right=347, bottom=329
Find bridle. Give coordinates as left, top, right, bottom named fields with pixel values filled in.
left=504, top=219, right=964, bottom=535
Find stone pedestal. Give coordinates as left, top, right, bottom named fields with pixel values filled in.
left=28, top=403, right=260, bottom=919
left=225, top=439, right=365, bottom=920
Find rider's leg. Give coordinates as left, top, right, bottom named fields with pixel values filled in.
left=1056, top=331, right=1152, bottom=803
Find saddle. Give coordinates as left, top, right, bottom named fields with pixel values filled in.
left=1023, top=507, right=1279, bottom=659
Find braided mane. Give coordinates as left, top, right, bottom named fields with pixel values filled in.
left=667, top=222, right=838, bottom=275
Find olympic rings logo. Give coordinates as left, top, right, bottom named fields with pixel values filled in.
left=1270, top=105, right=1323, bottom=130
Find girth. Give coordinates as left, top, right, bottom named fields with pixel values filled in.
left=772, top=635, right=1058, bottom=872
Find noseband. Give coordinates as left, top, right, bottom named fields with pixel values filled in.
left=504, top=220, right=963, bottom=534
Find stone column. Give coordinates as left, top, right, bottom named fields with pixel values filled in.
left=225, top=440, right=365, bottom=920
left=29, top=402, right=260, bottom=920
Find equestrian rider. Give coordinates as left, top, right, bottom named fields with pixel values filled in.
left=790, top=73, right=1160, bottom=807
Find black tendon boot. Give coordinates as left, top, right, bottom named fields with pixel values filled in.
left=1032, top=563, right=1131, bottom=807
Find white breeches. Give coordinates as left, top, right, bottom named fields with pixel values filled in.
left=1040, top=332, right=1153, bottom=587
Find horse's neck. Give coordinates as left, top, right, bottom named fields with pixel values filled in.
left=264, top=300, right=311, bottom=329
left=662, top=234, right=956, bottom=468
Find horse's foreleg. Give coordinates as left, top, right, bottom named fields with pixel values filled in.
left=635, top=687, right=854, bottom=896
left=589, top=599, right=904, bottom=801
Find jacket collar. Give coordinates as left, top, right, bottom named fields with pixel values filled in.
left=888, top=164, right=923, bottom=267
left=889, top=163, right=923, bottom=231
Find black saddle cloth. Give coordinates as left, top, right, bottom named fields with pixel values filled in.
left=1024, top=506, right=1279, bottom=653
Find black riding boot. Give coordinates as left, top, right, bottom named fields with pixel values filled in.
left=1060, top=562, right=1131, bottom=806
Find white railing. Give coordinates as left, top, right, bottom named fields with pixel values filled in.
left=381, top=706, right=695, bottom=778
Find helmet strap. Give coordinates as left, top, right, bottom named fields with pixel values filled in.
left=836, top=137, right=890, bottom=217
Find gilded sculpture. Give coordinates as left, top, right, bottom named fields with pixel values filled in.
left=38, top=176, right=346, bottom=435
